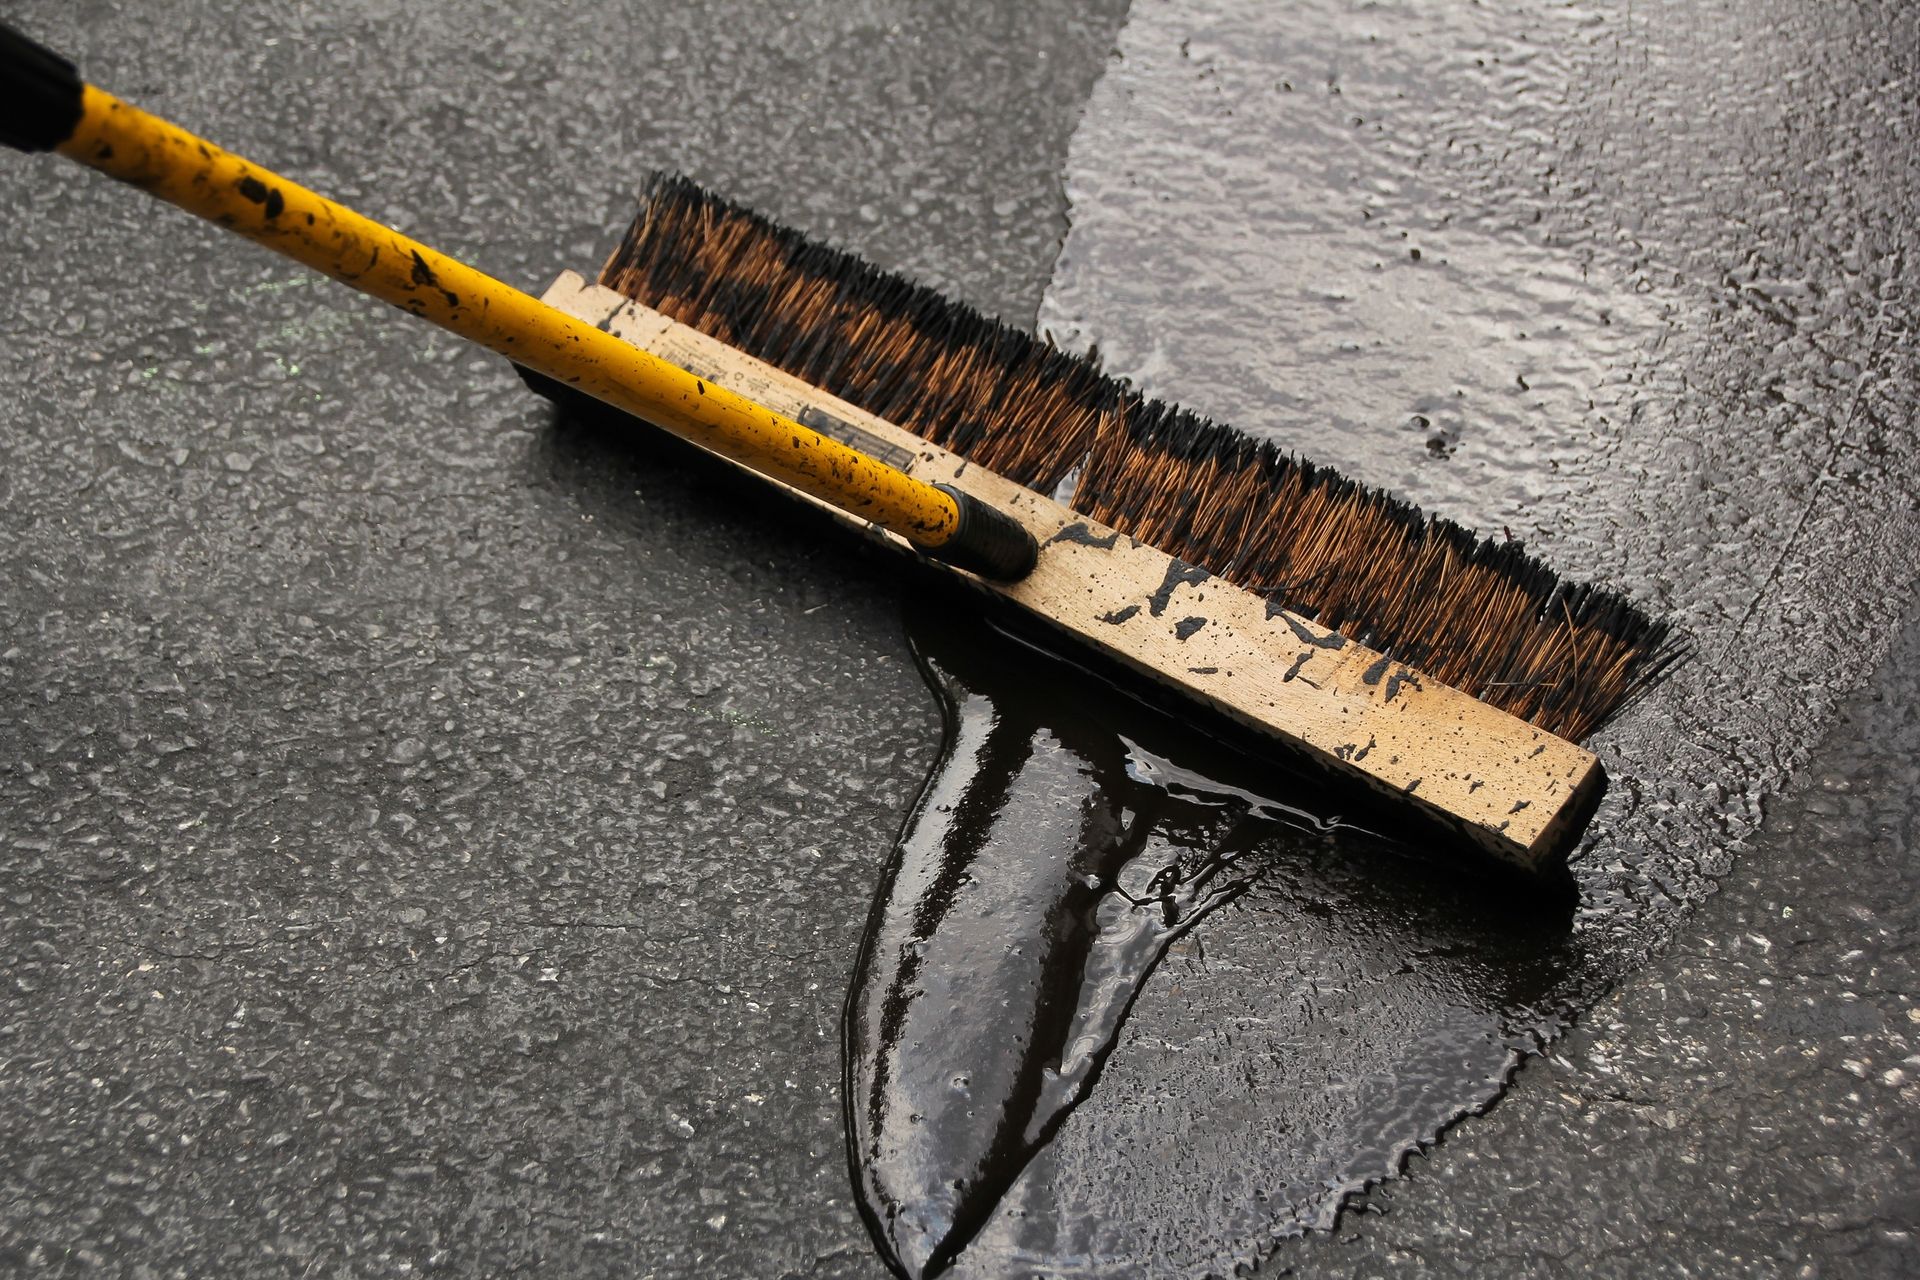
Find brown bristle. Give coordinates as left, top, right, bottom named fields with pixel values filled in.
left=599, top=174, right=1685, bottom=741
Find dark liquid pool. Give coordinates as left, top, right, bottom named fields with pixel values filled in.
left=844, top=598, right=1578, bottom=1276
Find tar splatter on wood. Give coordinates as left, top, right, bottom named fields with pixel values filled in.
left=1274, top=607, right=1349, bottom=649
left=1331, top=735, right=1377, bottom=762
left=1147, top=558, right=1210, bottom=617
left=1357, top=655, right=1424, bottom=701
left=1174, top=616, right=1207, bottom=641
left=1047, top=521, right=1123, bottom=550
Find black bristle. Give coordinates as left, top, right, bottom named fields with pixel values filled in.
left=598, top=173, right=1685, bottom=742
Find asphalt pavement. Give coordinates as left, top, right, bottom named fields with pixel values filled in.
left=1, top=1, right=1125, bottom=1274
left=1, top=0, right=1914, bottom=1277
left=1016, top=1, right=1918, bottom=1273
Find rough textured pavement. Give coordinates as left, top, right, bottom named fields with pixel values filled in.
left=0, top=1, right=1126, bottom=1275
left=2, top=0, right=1916, bottom=1276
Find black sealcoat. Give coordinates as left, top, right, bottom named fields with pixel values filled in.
left=842, top=595, right=1484, bottom=1277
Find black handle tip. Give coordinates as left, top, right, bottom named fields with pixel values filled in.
left=1, top=20, right=84, bottom=153
left=927, top=485, right=1040, bottom=582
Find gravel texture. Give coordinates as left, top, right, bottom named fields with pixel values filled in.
left=0, top=1, right=1124, bottom=1275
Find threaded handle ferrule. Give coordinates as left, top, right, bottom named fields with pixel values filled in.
left=1, top=21, right=83, bottom=152
left=926, top=485, right=1039, bottom=581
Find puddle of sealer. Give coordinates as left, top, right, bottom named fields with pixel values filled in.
left=844, top=598, right=1573, bottom=1277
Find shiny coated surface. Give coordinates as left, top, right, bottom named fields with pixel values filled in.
left=846, top=606, right=1317, bottom=1276
left=1288, top=610, right=1920, bottom=1277
left=958, top=0, right=1916, bottom=1271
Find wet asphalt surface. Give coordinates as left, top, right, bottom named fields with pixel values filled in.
left=1, top=1, right=1915, bottom=1278
left=1015, top=0, right=1918, bottom=1273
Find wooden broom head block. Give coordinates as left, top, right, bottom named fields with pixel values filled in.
left=597, top=176, right=1681, bottom=750
left=536, top=271, right=1608, bottom=871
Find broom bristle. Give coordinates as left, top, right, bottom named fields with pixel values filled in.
left=599, top=173, right=1684, bottom=742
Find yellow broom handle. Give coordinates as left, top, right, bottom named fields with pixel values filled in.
left=0, top=23, right=1037, bottom=580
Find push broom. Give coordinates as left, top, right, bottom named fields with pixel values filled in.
left=0, top=22, right=1680, bottom=871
